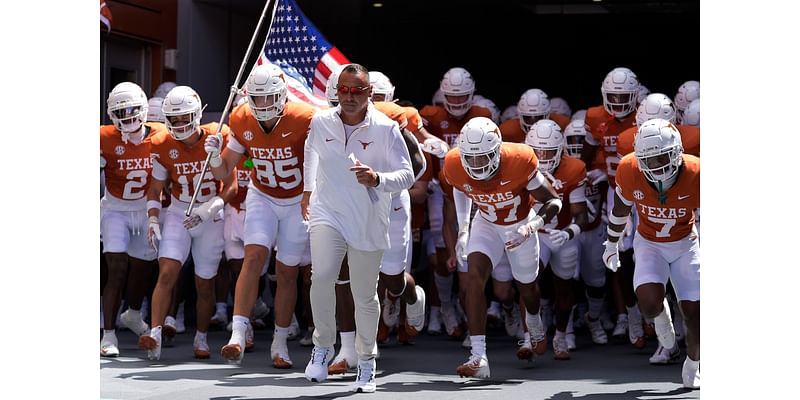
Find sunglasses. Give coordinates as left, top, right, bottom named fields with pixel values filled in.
left=336, top=85, right=370, bottom=95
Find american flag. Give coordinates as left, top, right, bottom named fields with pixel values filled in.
left=256, top=0, right=350, bottom=108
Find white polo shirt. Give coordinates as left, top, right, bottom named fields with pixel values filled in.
left=304, top=103, right=414, bottom=251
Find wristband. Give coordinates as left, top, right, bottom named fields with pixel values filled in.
left=147, top=200, right=161, bottom=212
left=608, top=213, right=628, bottom=226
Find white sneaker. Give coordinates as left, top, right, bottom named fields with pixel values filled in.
left=456, top=354, right=490, bottom=378
left=100, top=331, right=119, bottom=357
left=553, top=333, right=570, bottom=360
left=649, top=344, right=681, bottom=365
left=682, top=358, right=700, bottom=389
left=382, top=294, right=400, bottom=327
left=287, top=314, right=301, bottom=340
left=120, top=309, right=149, bottom=337
left=441, top=303, right=461, bottom=337
left=138, top=326, right=162, bottom=361
left=627, top=307, right=646, bottom=348
left=427, top=307, right=443, bottom=335
left=406, top=286, right=426, bottom=333
left=351, top=358, right=377, bottom=393
left=221, top=327, right=247, bottom=364
left=516, top=338, right=533, bottom=361
left=612, top=314, right=628, bottom=338
left=163, top=316, right=177, bottom=344
left=305, top=346, right=334, bottom=382
left=585, top=313, right=609, bottom=345
left=193, top=334, right=210, bottom=359
left=504, top=304, right=521, bottom=338
left=270, top=341, right=293, bottom=369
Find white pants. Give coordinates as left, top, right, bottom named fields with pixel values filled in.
left=310, top=224, right=383, bottom=360
left=223, top=204, right=245, bottom=260
left=101, top=208, right=157, bottom=261
left=633, top=230, right=700, bottom=301
left=467, top=213, right=541, bottom=284
left=158, top=209, right=224, bottom=279
left=380, top=191, right=412, bottom=276
left=539, top=232, right=580, bottom=280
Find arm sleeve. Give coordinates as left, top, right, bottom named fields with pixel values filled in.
left=526, top=170, right=546, bottom=191
left=226, top=134, right=246, bottom=154
left=303, top=124, right=318, bottom=192
left=452, top=187, right=473, bottom=231
left=375, top=124, right=415, bottom=192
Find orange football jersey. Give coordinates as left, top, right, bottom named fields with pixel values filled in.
left=374, top=101, right=409, bottom=130
left=228, top=101, right=314, bottom=199
left=498, top=119, right=526, bottom=144
left=150, top=123, right=230, bottom=204
left=228, top=156, right=251, bottom=211
left=534, top=156, right=586, bottom=230
left=585, top=105, right=637, bottom=187
left=443, top=143, right=539, bottom=226
left=100, top=123, right=166, bottom=201
left=616, top=154, right=700, bottom=242
left=420, top=105, right=493, bottom=148
left=616, top=124, right=700, bottom=159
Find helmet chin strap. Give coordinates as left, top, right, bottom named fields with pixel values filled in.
left=656, top=172, right=678, bottom=205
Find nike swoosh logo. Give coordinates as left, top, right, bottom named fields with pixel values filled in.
left=394, top=207, right=402, bottom=211
left=325, top=138, right=335, bottom=142
left=281, top=132, right=292, bottom=138
left=678, top=195, right=691, bottom=200
left=500, top=180, right=511, bottom=185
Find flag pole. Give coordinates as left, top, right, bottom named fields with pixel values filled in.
left=186, top=0, right=279, bottom=217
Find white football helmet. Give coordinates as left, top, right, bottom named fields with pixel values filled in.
left=525, top=119, right=564, bottom=174
left=440, top=67, right=475, bottom=117
left=550, top=97, right=572, bottom=118
left=107, top=82, right=148, bottom=136
left=458, top=117, right=502, bottom=180
left=571, top=109, right=587, bottom=122
left=636, top=84, right=651, bottom=105
left=245, top=64, right=288, bottom=121
left=674, top=80, right=699, bottom=123
left=473, top=95, right=500, bottom=124
left=635, top=93, right=676, bottom=127
left=146, top=97, right=165, bottom=123
left=634, top=119, right=684, bottom=184
left=369, top=71, right=395, bottom=102
left=162, top=86, right=203, bottom=141
left=563, top=119, right=590, bottom=159
left=517, top=89, right=551, bottom=134
left=154, top=81, right=177, bottom=99
left=601, top=67, right=639, bottom=118
left=325, top=65, right=347, bottom=107
left=500, top=105, right=518, bottom=123
left=683, top=99, right=700, bottom=126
